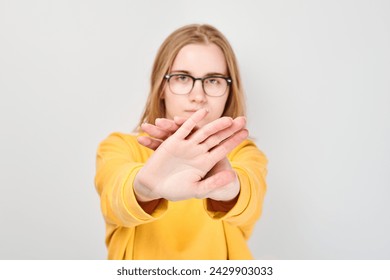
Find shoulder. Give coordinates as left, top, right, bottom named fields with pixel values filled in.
left=96, top=132, right=153, bottom=162
left=97, top=132, right=146, bottom=155
left=98, top=132, right=140, bottom=148
left=103, top=132, right=139, bottom=144
left=228, top=138, right=268, bottom=164
left=229, top=138, right=262, bottom=154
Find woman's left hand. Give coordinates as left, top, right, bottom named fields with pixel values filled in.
left=138, top=116, right=246, bottom=152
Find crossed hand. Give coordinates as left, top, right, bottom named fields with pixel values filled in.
left=133, top=109, right=248, bottom=204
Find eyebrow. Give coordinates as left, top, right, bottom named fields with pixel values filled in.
left=170, top=70, right=228, bottom=76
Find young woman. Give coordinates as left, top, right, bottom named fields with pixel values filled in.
left=95, top=24, right=268, bottom=260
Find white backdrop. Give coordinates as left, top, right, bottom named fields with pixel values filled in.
left=0, top=0, right=389, bottom=259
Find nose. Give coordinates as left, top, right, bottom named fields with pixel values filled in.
left=189, top=80, right=207, bottom=103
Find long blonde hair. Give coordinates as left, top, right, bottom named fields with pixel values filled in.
left=136, top=24, right=245, bottom=131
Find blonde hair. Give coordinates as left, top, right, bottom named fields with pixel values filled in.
left=136, top=24, right=245, bottom=131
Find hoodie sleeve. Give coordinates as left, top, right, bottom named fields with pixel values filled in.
left=95, top=133, right=168, bottom=228
left=204, top=139, right=268, bottom=240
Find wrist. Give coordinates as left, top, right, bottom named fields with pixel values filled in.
left=133, top=172, right=158, bottom=202
left=133, top=173, right=163, bottom=214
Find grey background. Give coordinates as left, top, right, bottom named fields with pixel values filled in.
left=0, top=0, right=389, bottom=259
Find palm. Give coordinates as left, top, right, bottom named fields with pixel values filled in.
left=144, top=142, right=210, bottom=200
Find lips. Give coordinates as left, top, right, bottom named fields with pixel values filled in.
left=185, top=108, right=203, bottom=113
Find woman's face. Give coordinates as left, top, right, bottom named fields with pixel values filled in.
left=163, top=43, right=229, bottom=127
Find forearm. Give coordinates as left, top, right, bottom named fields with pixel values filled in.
left=203, top=140, right=268, bottom=239
left=95, top=133, right=172, bottom=228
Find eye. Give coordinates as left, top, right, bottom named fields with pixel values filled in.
left=173, top=75, right=190, bottom=83
left=206, top=77, right=222, bottom=85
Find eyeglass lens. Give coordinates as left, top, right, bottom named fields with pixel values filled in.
left=168, top=75, right=228, bottom=96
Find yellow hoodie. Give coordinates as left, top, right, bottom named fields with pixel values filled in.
left=95, top=132, right=267, bottom=259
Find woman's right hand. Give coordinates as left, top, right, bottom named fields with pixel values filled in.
left=133, top=109, right=248, bottom=202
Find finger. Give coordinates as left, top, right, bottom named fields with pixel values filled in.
left=173, top=116, right=187, bottom=126
left=200, top=117, right=246, bottom=151
left=155, top=118, right=181, bottom=133
left=141, top=123, right=171, bottom=140
left=194, top=169, right=237, bottom=199
left=137, top=136, right=163, bottom=150
left=208, top=129, right=249, bottom=161
left=174, top=108, right=208, bottom=139
left=188, top=116, right=233, bottom=144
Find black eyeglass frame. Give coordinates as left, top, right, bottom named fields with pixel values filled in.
left=164, top=73, right=232, bottom=97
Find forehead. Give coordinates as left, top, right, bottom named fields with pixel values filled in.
left=171, top=43, right=227, bottom=75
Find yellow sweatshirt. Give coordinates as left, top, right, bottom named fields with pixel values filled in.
left=95, top=132, right=267, bottom=260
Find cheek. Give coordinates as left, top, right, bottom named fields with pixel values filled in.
left=162, top=90, right=171, bottom=117
left=206, top=98, right=228, bottom=122
left=163, top=91, right=183, bottom=119
left=214, top=96, right=229, bottom=115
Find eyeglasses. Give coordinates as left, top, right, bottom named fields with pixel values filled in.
left=164, top=73, right=232, bottom=97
